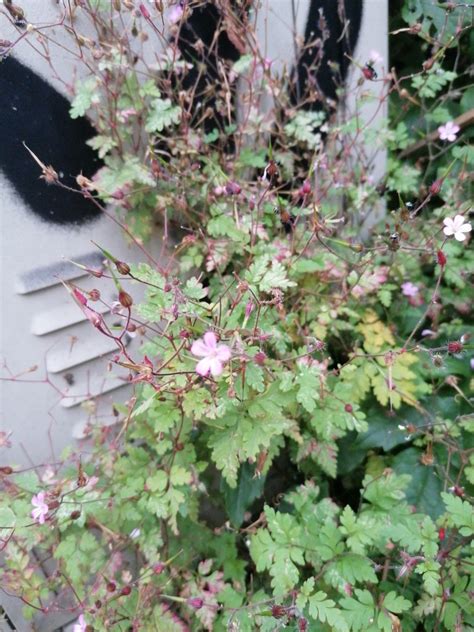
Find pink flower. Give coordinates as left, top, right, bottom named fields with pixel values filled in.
left=168, top=3, right=184, bottom=24
left=443, top=215, right=472, bottom=241
left=401, top=282, right=419, bottom=297
left=31, top=492, right=49, bottom=525
left=0, top=431, right=12, bottom=448
left=368, top=49, right=383, bottom=65
left=191, top=332, right=231, bottom=377
left=438, top=121, right=460, bottom=142
left=73, top=614, right=87, bottom=632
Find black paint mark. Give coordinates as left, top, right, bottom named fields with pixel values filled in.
left=0, top=56, right=102, bottom=225
left=174, top=3, right=242, bottom=135
left=293, top=0, right=363, bottom=111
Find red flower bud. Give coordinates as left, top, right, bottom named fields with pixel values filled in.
left=139, top=3, right=151, bottom=19
left=225, top=181, right=241, bottom=195
left=447, top=341, right=463, bottom=355
left=302, top=180, right=312, bottom=195
left=438, top=527, right=446, bottom=541
left=344, top=403, right=353, bottom=413
left=0, top=466, right=13, bottom=475
left=271, top=604, right=286, bottom=619
left=429, top=179, right=443, bottom=195
left=115, top=260, right=131, bottom=275
left=298, top=617, right=308, bottom=631
left=187, top=597, right=203, bottom=610
left=73, top=288, right=88, bottom=306
left=70, top=510, right=81, bottom=520
left=120, top=586, right=132, bottom=596
left=254, top=351, right=267, bottom=365
left=118, top=290, right=133, bottom=308
left=89, top=289, right=100, bottom=301
left=47, top=500, right=60, bottom=510
left=153, top=562, right=165, bottom=574
left=106, top=582, right=116, bottom=592
left=437, top=250, right=447, bottom=267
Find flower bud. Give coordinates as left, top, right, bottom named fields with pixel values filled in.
left=245, top=301, right=254, bottom=319
left=0, top=466, right=13, bottom=475
left=225, top=181, right=241, bottom=195
left=187, top=597, right=203, bottom=610
left=302, top=180, right=312, bottom=195
left=429, top=178, right=442, bottom=195
left=437, top=250, right=447, bottom=267
left=153, top=562, right=165, bottom=575
left=106, top=582, right=116, bottom=592
left=73, top=288, right=88, bottom=306
left=120, top=586, right=132, bottom=596
left=271, top=604, right=286, bottom=619
left=254, top=351, right=267, bottom=365
left=447, top=341, right=463, bottom=355
left=118, top=290, right=133, bottom=308
left=438, top=527, right=446, bottom=541
left=344, top=403, right=353, bottom=413
left=70, top=510, right=81, bottom=520
left=139, top=3, right=151, bottom=19
left=89, top=289, right=100, bottom=301
left=115, top=260, right=131, bottom=275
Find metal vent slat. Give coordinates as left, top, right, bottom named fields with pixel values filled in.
left=31, top=302, right=110, bottom=336
left=15, top=252, right=104, bottom=295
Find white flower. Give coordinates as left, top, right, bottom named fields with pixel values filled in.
left=443, top=215, right=472, bottom=242
left=438, top=121, right=460, bottom=142
left=73, top=614, right=87, bottom=632
left=191, top=332, right=231, bottom=377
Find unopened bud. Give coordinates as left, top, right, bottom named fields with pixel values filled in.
left=0, top=466, right=13, bottom=475
left=225, top=181, right=241, bottom=195
left=245, top=301, right=254, bottom=319
left=73, top=288, right=88, bottom=306
left=139, top=3, right=151, bottom=19
left=89, top=289, right=100, bottom=301
left=120, top=586, right=132, bottom=596
left=437, top=249, right=447, bottom=267
left=118, top=290, right=133, bottom=308
left=153, top=562, right=165, bottom=574
left=187, top=597, right=203, bottom=610
left=115, top=261, right=131, bottom=275
left=70, top=510, right=81, bottom=520
left=429, top=179, right=443, bottom=195
left=447, top=341, right=463, bottom=355
left=254, top=351, right=267, bottom=365
left=302, top=179, right=312, bottom=195
left=106, top=582, right=116, bottom=592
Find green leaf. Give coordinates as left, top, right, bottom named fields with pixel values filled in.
left=441, top=492, right=474, bottom=536
left=330, top=554, right=378, bottom=585
left=145, top=97, right=181, bottom=133
left=340, top=589, right=376, bottom=631
left=295, top=366, right=320, bottom=413
left=382, top=591, right=411, bottom=614
left=70, top=78, right=98, bottom=118
left=221, top=463, right=265, bottom=527
left=340, top=506, right=377, bottom=554
left=308, top=591, right=349, bottom=631
left=392, top=448, right=444, bottom=518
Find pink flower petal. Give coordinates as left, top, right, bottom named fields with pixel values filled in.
left=203, top=331, right=217, bottom=350
left=215, top=345, right=231, bottom=361
left=191, top=339, right=210, bottom=357
left=209, top=358, right=224, bottom=377
left=196, top=357, right=212, bottom=376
